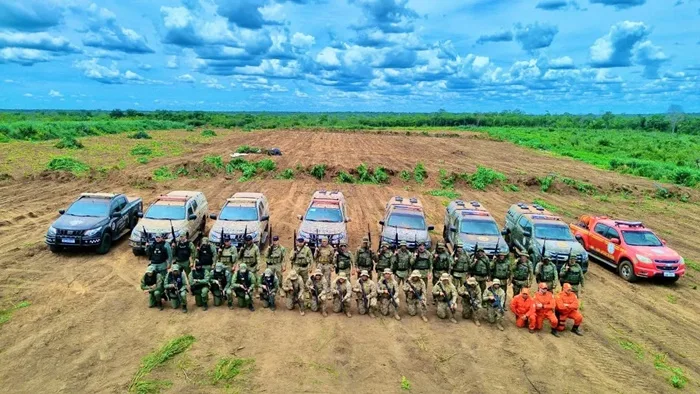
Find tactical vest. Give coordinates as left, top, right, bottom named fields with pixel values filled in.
left=493, top=260, right=510, bottom=279
left=192, top=269, right=207, bottom=288
left=168, top=272, right=183, bottom=290
left=267, top=246, right=284, bottom=264
left=336, top=252, right=352, bottom=270
left=452, top=254, right=469, bottom=273
left=541, top=263, right=557, bottom=282
left=220, top=247, right=236, bottom=264
left=513, top=263, right=530, bottom=281
left=150, top=242, right=168, bottom=264
left=381, top=279, right=395, bottom=296
left=199, top=245, right=214, bottom=266
left=356, top=248, right=372, bottom=268
left=473, top=258, right=489, bottom=277
left=262, top=275, right=275, bottom=291
left=434, top=253, right=450, bottom=271
left=395, top=251, right=411, bottom=271
left=563, top=265, right=582, bottom=285
left=376, top=252, right=392, bottom=270
left=236, top=271, right=252, bottom=288
left=316, top=247, right=334, bottom=264
left=175, top=242, right=191, bottom=261
left=294, top=247, right=310, bottom=267
left=241, top=245, right=257, bottom=266
left=143, top=273, right=157, bottom=286
left=212, top=270, right=227, bottom=289
left=414, top=251, right=431, bottom=270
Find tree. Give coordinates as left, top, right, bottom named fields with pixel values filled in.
left=601, top=111, right=614, bottom=129
left=109, top=109, right=124, bottom=118
left=666, top=105, right=685, bottom=133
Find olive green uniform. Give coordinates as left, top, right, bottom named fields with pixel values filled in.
left=410, top=249, right=433, bottom=283
left=232, top=269, right=256, bottom=309
left=239, top=243, right=261, bottom=284
left=259, top=272, right=279, bottom=309
left=451, top=251, right=471, bottom=288
left=457, top=282, right=482, bottom=323
left=210, top=267, right=232, bottom=307
left=392, top=249, right=412, bottom=285
left=469, top=255, right=490, bottom=294
left=432, top=250, right=453, bottom=287
left=403, top=277, right=428, bottom=319
left=334, top=250, right=354, bottom=278
left=165, top=270, right=189, bottom=311
left=353, top=278, right=378, bottom=316
left=511, top=260, right=534, bottom=297
left=146, top=241, right=172, bottom=276
left=282, top=274, right=305, bottom=313
left=140, top=271, right=164, bottom=308
left=482, top=285, right=506, bottom=325
left=218, top=244, right=238, bottom=270
left=265, top=244, right=286, bottom=291
left=291, top=245, right=313, bottom=285
left=355, top=247, right=375, bottom=279
left=306, top=276, right=329, bottom=314
left=535, top=260, right=559, bottom=292
left=315, top=245, right=335, bottom=285
left=560, top=263, right=584, bottom=297
left=490, top=256, right=512, bottom=303
left=195, top=243, right=217, bottom=273
left=172, top=241, right=196, bottom=276
left=189, top=267, right=212, bottom=309
left=376, top=249, right=393, bottom=275
left=331, top=277, right=353, bottom=315
left=376, top=277, right=401, bottom=318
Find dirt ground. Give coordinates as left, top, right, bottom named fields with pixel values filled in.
left=1, top=129, right=699, bottom=394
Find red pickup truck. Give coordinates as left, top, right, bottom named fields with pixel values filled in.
left=569, top=215, right=685, bottom=283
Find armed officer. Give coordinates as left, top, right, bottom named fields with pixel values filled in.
left=355, top=237, right=376, bottom=279
left=391, top=241, right=412, bottom=286
left=314, top=236, right=335, bottom=286
left=334, top=242, right=354, bottom=278
left=432, top=242, right=453, bottom=287
left=265, top=235, right=286, bottom=292
left=291, top=237, right=313, bottom=286
left=375, top=242, right=393, bottom=277
left=173, top=233, right=195, bottom=276
left=469, top=247, right=490, bottom=294
left=239, top=235, right=261, bottom=285
left=512, top=252, right=534, bottom=298
left=146, top=233, right=172, bottom=277
left=195, top=237, right=217, bottom=273
left=210, top=263, right=232, bottom=308
left=490, top=251, right=512, bottom=305
left=410, top=242, right=433, bottom=288
left=451, top=243, right=471, bottom=288
left=218, top=237, right=237, bottom=271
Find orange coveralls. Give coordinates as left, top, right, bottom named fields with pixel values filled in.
left=510, top=294, right=536, bottom=330
left=533, top=291, right=558, bottom=330
left=555, top=291, right=583, bottom=331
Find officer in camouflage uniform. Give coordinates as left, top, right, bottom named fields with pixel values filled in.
left=259, top=268, right=279, bottom=310
left=173, top=234, right=195, bottom=276
left=353, top=270, right=378, bottom=317
left=392, top=241, right=412, bottom=286
left=141, top=265, right=164, bottom=310
left=490, top=251, right=512, bottom=305
left=334, top=242, right=353, bottom=277
left=458, top=277, right=482, bottom=326
left=307, top=269, right=329, bottom=317
left=483, top=278, right=506, bottom=331
left=165, top=264, right=189, bottom=313
left=376, top=268, right=401, bottom=320
left=432, top=273, right=458, bottom=323
left=195, top=237, right=217, bottom=274
left=189, top=262, right=212, bottom=311
left=282, top=269, right=305, bottom=315
left=265, top=236, right=286, bottom=292
left=291, top=237, right=313, bottom=286
left=450, top=242, right=471, bottom=289
left=210, top=263, right=232, bottom=308
left=560, top=257, right=584, bottom=297
left=232, top=263, right=256, bottom=311
left=511, top=252, right=534, bottom=298
left=410, top=242, right=433, bottom=287
left=331, top=272, right=353, bottom=317
left=239, top=234, right=260, bottom=285
left=355, top=237, right=376, bottom=279
left=218, top=237, right=237, bottom=271
left=375, top=243, right=393, bottom=277
left=432, top=242, right=453, bottom=287
left=403, top=270, right=428, bottom=322
left=314, top=236, right=335, bottom=286
left=146, top=234, right=172, bottom=277
left=535, top=256, right=559, bottom=292
left=469, top=247, right=490, bottom=295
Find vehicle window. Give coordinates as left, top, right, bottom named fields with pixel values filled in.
left=387, top=213, right=426, bottom=230
left=220, top=205, right=258, bottom=221
left=606, top=228, right=620, bottom=240
left=594, top=223, right=609, bottom=237
left=187, top=206, right=194, bottom=216
left=145, top=205, right=186, bottom=220
left=258, top=203, right=264, bottom=219
left=460, top=220, right=500, bottom=235
left=191, top=200, right=198, bottom=212
left=621, top=231, right=663, bottom=247
left=66, top=198, right=110, bottom=217
left=305, top=207, right=343, bottom=223
left=517, top=216, right=532, bottom=232
left=534, top=224, right=574, bottom=241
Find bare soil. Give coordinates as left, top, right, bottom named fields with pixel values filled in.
left=1, top=129, right=699, bottom=394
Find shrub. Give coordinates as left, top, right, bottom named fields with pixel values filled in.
left=55, top=136, right=84, bottom=149
left=129, top=130, right=152, bottom=139
left=413, top=162, right=427, bottom=183
left=255, top=158, right=276, bottom=172
left=540, top=174, right=556, bottom=192
left=276, top=169, right=294, bottom=179
left=337, top=171, right=356, bottom=183
left=373, top=167, right=389, bottom=183
left=428, top=189, right=460, bottom=199
left=503, top=184, right=520, bottom=192
left=137, top=157, right=149, bottom=164
left=469, top=166, right=506, bottom=190
left=46, top=157, right=90, bottom=174
left=438, top=169, right=456, bottom=189
left=310, top=164, right=326, bottom=180
left=153, top=166, right=176, bottom=181
left=399, top=170, right=411, bottom=182
left=202, top=155, right=224, bottom=169
left=130, top=145, right=153, bottom=156
left=236, top=145, right=262, bottom=153
left=201, top=129, right=217, bottom=137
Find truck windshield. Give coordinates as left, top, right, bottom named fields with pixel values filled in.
left=66, top=198, right=110, bottom=217
left=305, top=207, right=343, bottom=223
left=460, top=220, right=500, bottom=235
left=145, top=205, right=186, bottom=220
left=388, top=213, right=426, bottom=230
left=534, top=224, right=574, bottom=241
left=220, top=205, right=258, bottom=221
left=622, top=231, right=663, bottom=247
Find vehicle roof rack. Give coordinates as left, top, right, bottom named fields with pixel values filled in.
left=409, top=198, right=418, bottom=204
left=614, top=220, right=644, bottom=228
left=455, top=200, right=465, bottom=206
left=470, top=201, right=480, bottom=207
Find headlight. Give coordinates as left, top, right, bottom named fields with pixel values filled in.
left=298, top=230, right=310, bottom=239
left=131, top=229, right=142, bottom=239
left=580, top=251, right=588, bottom=260
left=84, top=227, right=102, bottom=237
left=48, top=226, right=57, bottom=236
left=679, top=257, right=685, bottom=266
left=636, top=254, right=653, bottom=264
left=249, top=231, right=259, bottom=241
left=209, top=231, right=221, bottom=242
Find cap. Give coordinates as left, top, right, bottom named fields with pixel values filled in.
left=202, top=237, right=209, bottom=243
left=517, top=251, right=529, bottom=257
left=409, top=270, right=421, bottom=278
left=456, top=242, right=464, bottom=248
left=440, top=273, right=450, bottom=281
left=215, top=263, right=224, bottom=272
left=338, top=272, right=347, bottom=279
left=520, top=287, right=530, bottom=294
left=224, top=237, right=232, bottom=243
left=399, top=240, right=408, bottom=247
left=476, top=247, right=485, bottom=253
left=466, top=277, right=477, bottom=285
left=563, top=283, right=572, bottom=291
left=179, top=233, right=187, bottom=238
left=289, top=269, right=298, bottom=279
left=313, top=269, right=322, bottom=276
left=381, top=242, right=389, bottom=248
left=146, top=265, right=156, bottom=273
left=245, top=235, right=253, bottom=241
left=171, top=264, right=180, bottom=271
left=362, top=236, right=369, bottom=243
left=383, top=268, right=393, bottom=274
left=492, top=278, right=501, bottom=285
left=155, top=233, right=163, bottom=238
left=239, top=263, right=248, bottom=272
left=497, top=250, right=508, bottom=256
left=320, top=236, right=328, bottom=241
left=437, top=242, right=445, bottom=248
left=340, top=242, right=348, bottom=247
left=296, top=237, right=304, bottom=242
left=418, top=241, right=426, bottom=246
left=264, top=268, right=273, bottom=276
left=360, top=270, right=369, bottom=277
left=272, top=235, right=279, bottom=241
left=538, top=282, right=548, bottom=290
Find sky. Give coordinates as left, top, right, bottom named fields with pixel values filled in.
left=0, top=0, right=699, bottom=113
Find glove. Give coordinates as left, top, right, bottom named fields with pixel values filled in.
left=332, top=290, right=339, bottom=295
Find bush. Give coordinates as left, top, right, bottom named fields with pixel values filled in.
left=469, top=166, right=507, bottom=190
left=337, top=171, right=356, bottom=183
left=276, top=169, right=294, bottom=179
left=399, top=170, right=411, bottom=182
left=540, top=174, right=556, bottom=192
left=54, top=136, right=84, bottom=149
left=201, top=129, right=217, bottom=137
left=438, top=169, right=455, bottom=189
left=46, top=157, right=90, bottom=174
left=236, top=145, right=262, bottom=153
left=310, top=164, right=326, bottom=180
left=137, top=157, right=149, bottom=164
left=153, top=166, right=176, bottom=181
left=503, top=184, right=520, bottom=192
left=428, top=189, right=460, bottom=199
left=373, top=167, right=389, bottom=183
left=129, top=130, right=152, bottom=139
left=130, top=145, right=153, bottom=156
left=413, top=163, right=427, bottom=183
left=255, top=158, right=276, bottom=172
left=202, top=155, right=224, bottom=169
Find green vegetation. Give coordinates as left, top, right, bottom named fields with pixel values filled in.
left=337, top=171, right=356, bottom=183
left=130, top=145, right=153, bottom=156
left=202, top=155, right=224, bottom=169
left=686, top=259, right=699, bottom=272
left=0, top=300, right=30, bottom=325
left=276, top=168, right=294, bottom=179
left=468, top=166, right=507, bottom=190
left=310, top=164, right=326, bottom=180
left=618, top=339, right=645, bottom=360
left=540, top=174, right=556, bottom=192
left=399, top=170, right=411, bottom=182
left=236, top=145, right=262, bottom=153
left=200, top=129, right=216, bottom=137
left=210, top=357, right=255, bottom=385
left=55, top=136, right=84, bottom=149
left=256, top=158, right=276, bottom=171
left=130, top=380, right=172, bottom=394
left=129, top=335, right=195, bottom=393
left=136, top=157, right=149, bottom=165
left=153, top=166, right=176, bottom=181
left=355, top=163, right=389, bottom=184
left=666, top=294, right=678, bottom=304
left=129, top=130, right=152, bottom=140
left=503, top=184, right=520, bottom=192
left=654, top=354, right=688, bottom=389
left=401, top=376, right=412, bottom=391
left=413, top=163, right=427, bottom=183
left=533, top=199, right=559, bottom=212
left=428, top=189, right=460, bottom=199
left=561, top=176, right=596, bottom=194
left=224, top=158, right=276, bottom=182
left=46, top=156, right=90, bottom=175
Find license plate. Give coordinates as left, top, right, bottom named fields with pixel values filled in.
left=663, top=272, right=675, bottom=278
left=61, top=238, right=76, bottom=244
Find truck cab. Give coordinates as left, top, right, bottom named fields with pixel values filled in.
left=297, top=190, right=349, bottom=251
left=570, top=216, right=685, bottom=282
left=129, top=191, right=208, bottom=254
left=504, top=202, right=588, bottom=271
left=379, top=196, right=434, bottom=250
left=208, top=192, right=270, bottom=248
left=443, top=200, right=508, bottom=256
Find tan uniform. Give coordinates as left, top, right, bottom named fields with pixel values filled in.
left=282, top=275, right=305, bottom=312
left=306, top=276, right=329, bottom=314
left=376, top=277, right=401, bottom=317
left=403, top=278, right=428, bottom=318
left=432, top=281, right=458, bottom=320
left=331, top=277, right=353, bottom=315
left=315, top=245, right=335, bottom=285
left=291, top=245, right=314, bottom=285
left=265, top=244, right=286, bottom=290
left=353, top=278, right=378, bottom=316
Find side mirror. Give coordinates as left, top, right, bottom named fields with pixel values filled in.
left=662, top=239, right=667, bottom=245
left=59, top=209, right=65, bottom=215
left=261, top=215, right=269, bottom=221
left=297, top=214, right=303, bottom=220
left=111, top=210, right=121, bottom=218
left=501, top=228, right=510, bottom=235
left=523, top=231, right=531, bottom=238
left=610, top=238, right=620, bottom=245
left=137, top=211, right=144, bottom=218
left=379, top=220, right=385, bottom=226
left=450, top=226, right=457, bottom=233
left=188, top=214, right=197, bottom=221
left=575, top=234, right=583, bottom=241
left=345, top=218, right=352, bottom=223
left=427, top=225, right=435, bottom=231
left=209, top=213, right=217, bottom=220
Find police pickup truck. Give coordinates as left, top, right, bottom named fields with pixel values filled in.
left=46, top=193, right=143, bottom=254
left=443, top=200, right=509, bottom=256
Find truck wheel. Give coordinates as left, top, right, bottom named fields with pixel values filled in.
left=129, top=214, right=137, bottom=230
left=618, top=260, right=638, bottom=282
left=49, top=245, right=62, bottom=253
left=132, top=247, right=144, bottom=256
left=96, top=232, right=113, bottom=255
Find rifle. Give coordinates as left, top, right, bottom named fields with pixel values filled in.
left=359, top=278, right=369, bottom=311
left=495, top=239, right=500, bottom=256
left=491, top=289, right=505, bottom=314
left=466, top=286, right=480, bottom=311
left=394, top=229, right=400, bottom=251
left=238, top=225, right=248, bottom=257
left=337, top=282, right=346, bottom=313
left=220, top=226, right=225, bottom=248
left=383, top=279, right=398, bottom=309
left=407, top=280, right=424, bottom=304
left=541, top=238, right=548, bottom=263
left=266, top=226, right=274, bottom=259
left=311, top=279, right=320, bottom=305
left=169, top=219, right=176, bottom=243
left=291, top=283, right=304, bottom=311
left=438, top=281, right=454, bottom=311
left=261, top=277, right=275, bottom=306
left=141, top=225, right=148, bottom=246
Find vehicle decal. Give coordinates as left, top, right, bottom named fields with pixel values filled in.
left=69, top=219, right=84, bottom=226
left=607, top=242, right=615, bottom=254
left=477, top=236, right=489, bottom=242
left=651, top=248, right=665, bottom=255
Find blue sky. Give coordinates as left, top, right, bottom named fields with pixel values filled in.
left=0, top=0, right=699, bottom=113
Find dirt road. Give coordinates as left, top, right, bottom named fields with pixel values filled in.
left=1, top=129, right=698, bottom=393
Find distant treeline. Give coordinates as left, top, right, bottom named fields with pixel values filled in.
left=0, top=109, right=698, bottom=141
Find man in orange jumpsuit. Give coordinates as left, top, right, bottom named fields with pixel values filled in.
left=556, top=283, right=584, bottom=336
left=510, top=287, right=536, bottom=333
left=534, top=282, right=559, bottom=337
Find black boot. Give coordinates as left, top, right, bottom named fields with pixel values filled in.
left=182, top=305, right=188, bottom=314
left=158, top=301, right=164, bottom=311
left=551, top=328, right=560, bottom=337
left=248, top=303, right=255, bottom=312
left=572, top=325, right=583, bottom=336
left=203, top=303, right=208, bottom=311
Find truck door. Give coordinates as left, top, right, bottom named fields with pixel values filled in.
left=517, top=216, right=532, bottom=251
left=112, top=197, right=128, bottom=233
left=605, top=227, right=622, bottom=263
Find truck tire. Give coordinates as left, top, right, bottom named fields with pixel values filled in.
left=129, top=214, right=137, bottom=230
left=49, top=245, right=62, bottom=253
left=132, top=247, right=144, bottom=256
left=96, top=232, right=113, bottom=255
left=618, top=260, right=638, bottom=282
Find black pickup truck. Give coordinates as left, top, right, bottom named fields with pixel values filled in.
left=46, top=193, right=143, bottom=254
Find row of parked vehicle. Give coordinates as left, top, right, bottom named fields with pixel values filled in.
left=46, top=190, right=686, bottom=283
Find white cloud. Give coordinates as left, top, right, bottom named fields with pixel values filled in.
left=23, top=93, right=33, bottom=97
left=124, top=70, right=144, bottom=81
left=316, top=47, right=341, bottom=68
left=166, top=56, right=178, bottom=69
left=48, top=89, right=62, bottom=97
left=295, top=89, right=309, bottom=98
left=0, top=47, right=51, bottom=65
left=291, top=32, right=315, bottom=49
left=177, top=73, right=196, bottom=83
left=590, top=21, right=649, bottom=67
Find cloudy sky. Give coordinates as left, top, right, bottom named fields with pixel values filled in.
left=1, top=0, right=699, bottom=113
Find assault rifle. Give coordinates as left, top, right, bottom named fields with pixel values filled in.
left=383, top=279, right=398, bottom=309
left=169, top=220, right=176, bottom=244
left=311, top=279, right=320, bottom=305
left=466, top=286, right=480, bottom=311
left=438, top=281, right=455, bottom=311
left=359, top=278, right=368, bottom=311
left=491, top=289, right=505, bottom=314
left=261, top=278, right=275, bottom=307
left=292, top=284, right=304, bottom=312
left=238, top=225, right=248, bottom=257
left=407, top=280, right=425, bottom=305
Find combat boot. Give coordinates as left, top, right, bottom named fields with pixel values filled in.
left=572, top=325, right=584, bottom=336
left=394, top=313, right=401, bottom=321
left=497, top=323, right=504, bottom=331
left=551, top=328, right=560, bottom=337
left=450, top=317, right=457, bottom=324
left=322, top=310, right=328, bottom=317
left=345, top=311, right=352, bottom=318
left=203, top=303, right=208, bottom=311
left=421, top=315, right=428, bottom=323
left=158, top=301, right=164, bottom=311
left=369, top=311, right=376, bottom=318
left=474, top=319, right=481, bottom=327
left=182, top=305, right=188, bottom=314
left=248, top=303, right=255, bottom=312
left=300, top=309, right=305, bottom=316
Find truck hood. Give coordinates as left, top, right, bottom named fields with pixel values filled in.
left=380, top=226, right=430, bottom=245
left=629, top=246, right=681, bottom=261
left=458, top=234, right=508, bottom=252
left=298, top=221, right=347, bottom=237
left=137, top=218, right=189, bottom=236
left=536, top=239, right=587, bottom=256
left=52, top=214, right=108, bottom=231
left=211, top=220, right=262, bottom=235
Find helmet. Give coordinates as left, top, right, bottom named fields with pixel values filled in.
left=466, top=277, right=477, bottom=285
left=476, top=247, right=485, bottom=253
left=437, top=242, right=445, bottom=249
left=264, top=268, right=273, bottom=277
left=381, top=242, right=389, bottom=248
left=360, top=270, right=369, bottom=278
left=440, top=273, right=450, bottom=281
left=215, top=263, right=225, bottom=272
left=383, top=268, right=393, bottom=274
left=289, top=270, right=298, bottom=280
left=239, top=263, right=248, bottom=272
left=538, top=282, right=548, bottom=290
left=492, top=278, right=501, bottom=285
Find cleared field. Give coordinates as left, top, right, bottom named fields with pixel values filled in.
left=1, top=129, right=699, bottom=393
